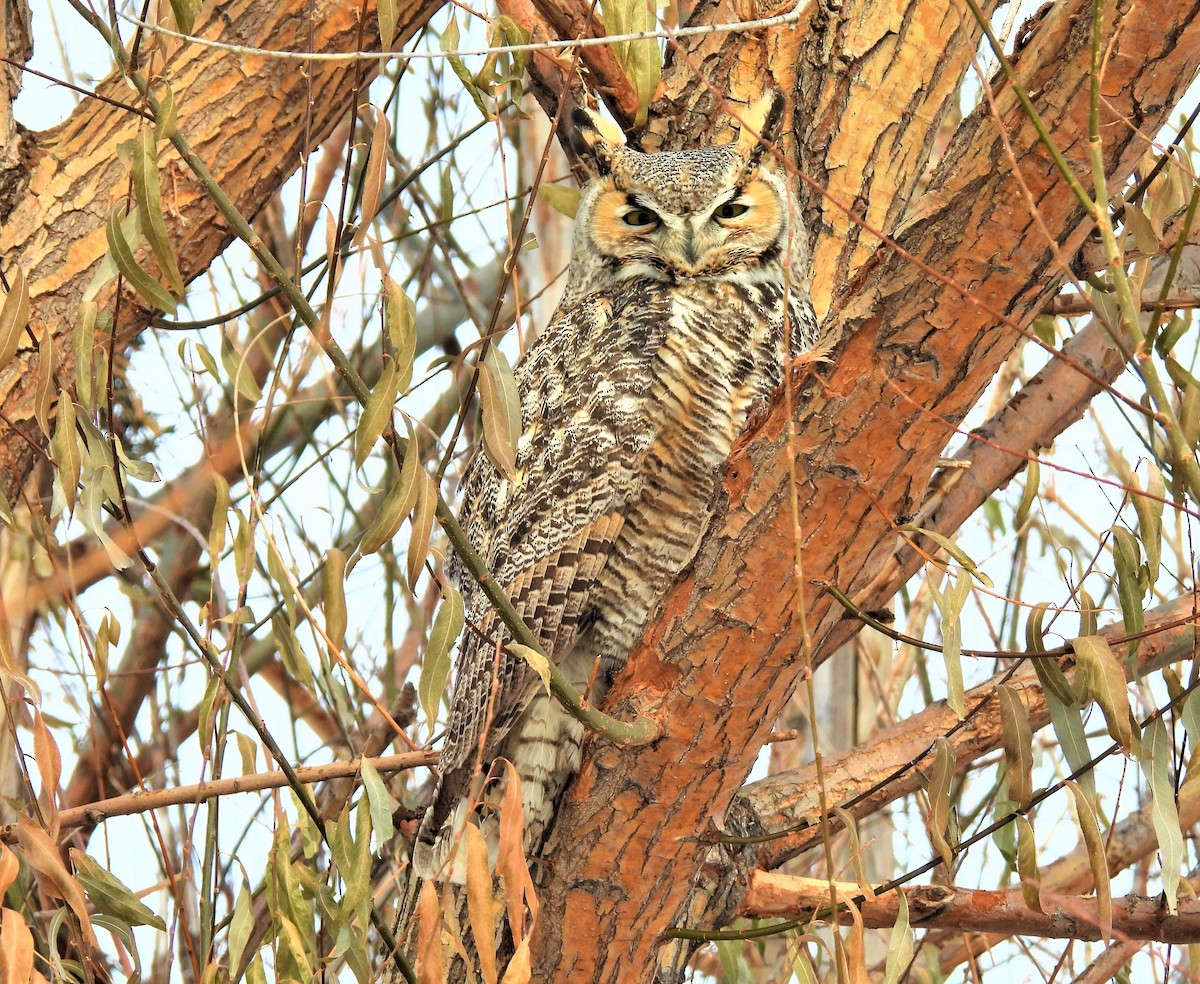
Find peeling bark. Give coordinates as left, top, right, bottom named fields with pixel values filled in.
left=534, top=1, right=1200, bottom=979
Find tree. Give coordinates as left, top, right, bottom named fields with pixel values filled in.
left=1, top=0, right=1199, bottom=981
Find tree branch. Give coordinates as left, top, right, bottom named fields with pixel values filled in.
left=741, top=873, right=1200, bottom=944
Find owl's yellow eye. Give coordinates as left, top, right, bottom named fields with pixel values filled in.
left=714, top=201, right=750, bottom=220
left=622, top=207, right=659, bottom=228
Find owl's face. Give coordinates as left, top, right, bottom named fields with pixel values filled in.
left=562, top=109, right=803, bottom=300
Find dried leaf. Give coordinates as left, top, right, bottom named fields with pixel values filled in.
left=16, top=818, right=95, bottom=946
left=497, top=760, right=538, bottom=939
left=416, top=882, right=446, bottom=984
left=0, top=907, right=34, bottom=984
left=32, top=712, right=61, bottom=816
left=1123, top=202, right=1159, bottom=254
left=420, top=583, right=463, bottom=737
left=506, top=643, right=551, bottom=696
left=465, top=824, right=498, bottom=984
left=355, top=107, right=390, bottom=246
left=500, top=937, right=532, bottom=984
left=0, top=268, right=30, bottom=371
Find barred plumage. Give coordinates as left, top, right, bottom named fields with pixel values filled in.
left=413, top=101, right=817, bottom=881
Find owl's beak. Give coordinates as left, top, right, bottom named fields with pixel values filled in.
left=679, top=229, right=701, bottom=271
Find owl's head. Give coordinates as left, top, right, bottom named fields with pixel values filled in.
left=560, top=98, right=807, bottom=303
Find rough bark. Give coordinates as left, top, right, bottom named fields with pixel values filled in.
left=0, top=0, right=439, bottom=500
left=533, top=0, right=1200, bottom=979
left=743, top=873, right=1200, bottom=943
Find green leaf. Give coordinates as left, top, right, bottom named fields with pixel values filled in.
left=106, top=205, right=177, bottom=314
left=51, top=394, right=81, bottom=516
left=167, top=0, right=197, bottom=34
left=442, top=14, right=492, bottom=117
left=1014, top=816, right=1042, bottom=913
left=357, top=436, right=419, bottom=558
left=1071, top=635, right=1133, bottom=753
left=537, top=184, right=582, bottom=218
left=34, top=329, right=55, bottom=437
left=70, top=851, right=166, bottom=931
left=153, top=83, right=177, bottom=141
left=881, top=890, right=913, bottom=984
left=273, top=613, right=314, bottom=688
left=406, top=468, right=436, bottom=589
left=1065, top=779, right=1111, bottom=940
left=600, top=0, right=660, bottom=125
left=208, top=472, right=230, bottom=561
left=132, top=129, right=184, bottom=295
left=479, top=346, right=521, bottom=480
left=220, top=329, right=263, bottom=403
left=927, top=567, right=969, bottom=719
left=1131, top=464, right=1164, bottom=589
left=324, top=547, right=348, bottom=652
left=998, top=685, right=1033, bottom=811
left=359, top=758, right=397, bottom=844
left=1045, top=687, right=1097, bottom=804
left=73, top=302, right=98, bottom=408
left=1141, top=715, right=1183, bottom=913
left=420, top=583, right=464, bottom=737
left=0, top=267, right=30, bottom=371
left=1014, top=458, right=1039, bottom=529
left=227, top=882, right=254, bottom=972
left=383, top=276, right=416, bottom=391
left=377, top=0, right=398, bottom=48
left=902, top=527, right=993, bottom=587
left=926, top=736, right=955, bottom=870
left=355, top=360, right=399, bottom=469
left=1110, top=526, right=1146, bottom=660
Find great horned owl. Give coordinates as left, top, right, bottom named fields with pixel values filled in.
left=413, top=100, right=817, bottom=881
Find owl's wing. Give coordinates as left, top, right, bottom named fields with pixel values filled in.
left=425, top=291, right=663, bottom=840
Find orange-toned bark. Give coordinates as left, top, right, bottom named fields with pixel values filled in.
left=533, top=0, right=1200, bottom=979
left=743, top=872, right=1200, bottom=942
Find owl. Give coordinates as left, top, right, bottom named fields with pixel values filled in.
left=413, top=99, right=817, bottom=882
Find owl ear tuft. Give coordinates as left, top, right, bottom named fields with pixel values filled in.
left=569, top=107, right=619, bottom=178
left=739, top=89, right=787, bottom=166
